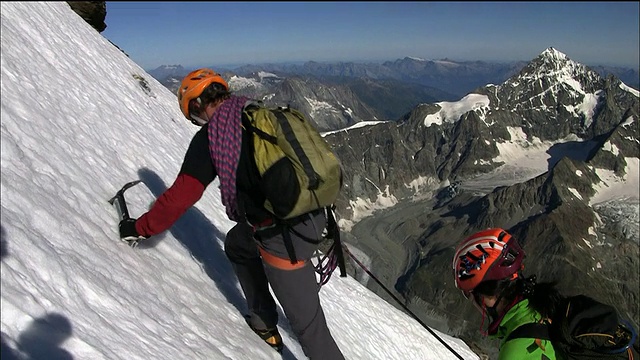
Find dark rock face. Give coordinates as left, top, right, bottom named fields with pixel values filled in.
left=327, top=48, right=639, bottom=216
left=265, top=76, right=380, bottom=131
left=67, top=2, right=107, bottom=32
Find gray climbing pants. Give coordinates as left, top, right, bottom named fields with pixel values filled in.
left=224, top=211, right=345, bottom=360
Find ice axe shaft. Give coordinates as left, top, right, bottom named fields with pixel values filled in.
left=108, top=180, right=142, bottom=221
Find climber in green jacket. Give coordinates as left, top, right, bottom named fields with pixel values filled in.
left=452, top=228, right=562, bottom=360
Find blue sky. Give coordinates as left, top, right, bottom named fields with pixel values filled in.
left=102, top=1, right=640, bottom=71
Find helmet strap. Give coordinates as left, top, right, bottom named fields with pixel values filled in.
left=482, top=290, right=505, bottom=330
left=486, top=294, right=523, bottom=335
left=479, top=305, right=488, bottom=336
left=190, top=114, right=209, bottom=126
left=189, top=97, right=209, bottom=126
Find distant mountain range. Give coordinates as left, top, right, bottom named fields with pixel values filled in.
left=150, top=63, right=460, bottom=131
left=148, top=58, right=638, bottom=134
left=149, top=58, right=640, bottom=97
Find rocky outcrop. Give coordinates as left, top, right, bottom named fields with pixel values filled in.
left=67, top=2, right=107, bottom=33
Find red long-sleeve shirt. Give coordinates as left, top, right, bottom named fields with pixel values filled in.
left=135, top=125, right=216, bottom=237
left=135, top=173, right=206, bottom=237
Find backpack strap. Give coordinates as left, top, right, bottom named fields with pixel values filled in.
left=272, top=109, right=320, bottom=191
left=275, top=206, right=347, bottom=278
left=505, top=322, right=551, bottom=343
left=281, top=226, right=298, bottom=265
left=275, top=209, right=326, bottom=265
left=242, top=105, right=278, bottom=144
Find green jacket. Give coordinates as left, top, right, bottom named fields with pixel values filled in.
left=491, top=299, right=561, bottom=360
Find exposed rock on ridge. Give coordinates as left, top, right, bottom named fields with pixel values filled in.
left=66, top=1, right=107, bottom=33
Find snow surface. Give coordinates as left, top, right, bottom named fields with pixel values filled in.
left=258, top=71, right=279, bottom=80
left=321, top=120, right=389, bottom=136
left=621, top=83, right=640, bottom=97
left=423, top=94, right=491, bottom=127
left=228, top=75, right=264, bottom=91
left=0, top=2, right=480, bottom=360
left=591, top=157, right=639, bottom=205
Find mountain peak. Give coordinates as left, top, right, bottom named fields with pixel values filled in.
left=540, top=47, right=569, bottom=62
left=531, top=46, right=581, bottom=71
left=503, top=46, right=602, bottom=95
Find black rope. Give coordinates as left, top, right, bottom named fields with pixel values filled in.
left=313, top=242, right=338, bottom=286
left=344, top=247, right=465, bottom=360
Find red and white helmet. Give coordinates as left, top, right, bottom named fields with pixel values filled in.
left=452, top=228, right=525, bottom=297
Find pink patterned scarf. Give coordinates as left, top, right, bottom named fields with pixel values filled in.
left=207, top=95, right=250, bottom=222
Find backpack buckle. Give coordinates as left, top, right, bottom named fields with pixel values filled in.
left=249, top=218, right=276, bottom=232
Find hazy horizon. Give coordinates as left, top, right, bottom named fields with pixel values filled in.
left=146, top=55, right=640, bottom=74
left=102, top=2, right=640, bottom=71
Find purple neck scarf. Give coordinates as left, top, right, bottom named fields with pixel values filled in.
left=207, top=95, right=250, bottom=222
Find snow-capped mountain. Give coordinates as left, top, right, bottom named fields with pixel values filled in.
left=155, top=68, right=455, bottom=132
left=228, top=71, right=379, bottom=130
left=328, top=47, right=637, bottom=208
left=149, top=50, right=638, bottom=137
left=324, top=47, right=638, bottom=358
left=147, top=64, right=188, bottom=83
left=231, top=58, right=529, bottom=98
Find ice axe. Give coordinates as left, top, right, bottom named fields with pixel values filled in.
left=108, top=180, right=142, bottom=222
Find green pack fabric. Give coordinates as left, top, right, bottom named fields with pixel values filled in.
left=491, top=299, right=560, bottom=360
left=504, top=295, right=639, bottom=360
left=243, top=104, right=342, bottom=220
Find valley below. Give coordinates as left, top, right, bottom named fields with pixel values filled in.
left=344, top=186, right=501, bottom=359
left=342, top=164, right=640, bottom=359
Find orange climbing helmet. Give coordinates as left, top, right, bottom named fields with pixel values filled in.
left=452, top=228, right=525, bottom=297
left=176, top=68, right=228, bottom=120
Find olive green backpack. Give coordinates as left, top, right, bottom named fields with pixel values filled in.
left=242, top=103, right=343, bottom=220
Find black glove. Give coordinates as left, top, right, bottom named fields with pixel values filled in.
left=119, top=218, right=147, bottom=248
